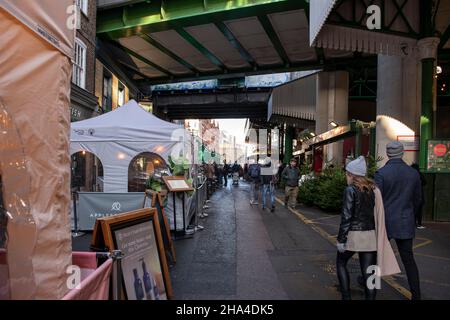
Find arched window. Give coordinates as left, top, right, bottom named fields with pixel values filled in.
left=128, top=153, right=167, bottom=192
left=71, top=151, right=104, bottom=192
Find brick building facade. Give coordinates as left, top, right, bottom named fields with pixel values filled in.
left=70, top=0, right=98, bottom=122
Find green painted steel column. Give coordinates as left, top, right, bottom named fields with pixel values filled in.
left=369, top=126, right=376, bottom=157
left=283, top=126, right=294, bottom=164
left=419, top=58, right=435, bottom=170
left=355, top=127, right=362, bottom=157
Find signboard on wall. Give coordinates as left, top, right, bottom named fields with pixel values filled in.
left=427, top=140, right=450, bottom=173
left=397, top=135, right=420, bottom=152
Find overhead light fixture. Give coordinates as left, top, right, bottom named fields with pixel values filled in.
left=329, top=121, right=339, bottom=128
left=309, top=132, right=316, bottom=137
left=436, top=66, right=442, bottom=74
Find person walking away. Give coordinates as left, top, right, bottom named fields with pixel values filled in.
left=411, top=163, right=426, bottom=229
left=260, top=158, right=278, bottom=212
left=282, top=159, right=300, bottom=209
left=248, top=160, right=261, bottom=205
left=375, top=141, right=422, bottom=300
left=223, top=160, right=230, bottom=187
left=243, top=162, right=249, bottom=181
left=213, top=161, right=220, bottom=187
left=336, top=156, right=400, bottom=300
left=206, top=161, right=215, bottom=198
left=232, top=161, right=240, bottom=174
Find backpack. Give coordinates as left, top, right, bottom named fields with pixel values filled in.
left=249, top=164, right=261, bottom=179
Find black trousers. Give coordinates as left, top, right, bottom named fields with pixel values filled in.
left=394, top=238, right=421, bottom=300
left=416, top=204, right=424, bottom=226
left=336, top=250, right=377, bottom=300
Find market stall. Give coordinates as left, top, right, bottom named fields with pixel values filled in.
left=70, top=99, right=188, bottom=193
left=70, top=100, right=196, bottom=232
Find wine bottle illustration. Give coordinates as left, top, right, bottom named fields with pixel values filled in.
left=152, top=274, right=160, bottom=300
left=141, top=260, right=156, bottom=300
left=133, top=268, right=145, bottom=300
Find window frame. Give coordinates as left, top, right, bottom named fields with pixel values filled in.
left=118, top=81, right=126, bottom=107
left=76, top=0, right=88, bottom=16
left=72, top=38, right=87, bottom=90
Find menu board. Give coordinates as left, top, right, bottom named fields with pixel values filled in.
left=427, top=140, right=450, bottom=173
left=114, top=221, right=167, bottom=300
left=162, top=176, right=194, bottom=192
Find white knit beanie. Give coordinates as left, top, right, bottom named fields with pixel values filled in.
left=346, top=156, right=367, bottom=177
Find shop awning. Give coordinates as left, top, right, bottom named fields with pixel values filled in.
left=304, top=121, right=355, bottom=148
left=310, top=0, right=421, bottom=57
left=268, top=72, right=319, bottom=122
left=309, top=0, right=338, bottom=46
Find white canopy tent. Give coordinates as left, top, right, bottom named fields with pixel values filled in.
left=70, top=100, right=189, bottom=193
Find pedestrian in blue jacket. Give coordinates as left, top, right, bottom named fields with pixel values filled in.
left=374, top=141, right=422, bottom=300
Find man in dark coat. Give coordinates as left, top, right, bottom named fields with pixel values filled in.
left=375, top=141, right=422, bottom=300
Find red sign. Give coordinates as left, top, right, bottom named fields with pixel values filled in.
left=434, top=144, right=447, bottom=157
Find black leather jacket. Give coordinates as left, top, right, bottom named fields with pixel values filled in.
left=337, top=185, right=375, bottom=243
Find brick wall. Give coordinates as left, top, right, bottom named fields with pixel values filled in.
left=95, top=59, right=134, bottom=111
left=75, top=0, right=97, bottom=94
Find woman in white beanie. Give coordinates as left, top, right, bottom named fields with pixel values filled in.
left=336, top=156, right=400, bottom=300
left=336, top=156, right=377, bottom=300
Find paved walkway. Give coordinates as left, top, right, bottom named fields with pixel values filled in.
left=72, top=180, right=450, bottom=300
left=287, top=201, right=450, bottom=300
left=171, top=180, right=412, bottom=300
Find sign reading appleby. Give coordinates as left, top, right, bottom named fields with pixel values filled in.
left=427, top=140, right=450, bottom=173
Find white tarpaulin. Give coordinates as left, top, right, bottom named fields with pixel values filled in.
left=70, top=100, right=188, bottom=193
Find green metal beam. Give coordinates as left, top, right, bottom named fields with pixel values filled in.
left=175, top=27, right=225, bottom=71
left=136, top=56, right=377, bottom=85
left=257, top=14, right=290, bottom=67
left=139, top=33, right=199, bottom=74
left=97, top=0, right=307, bottom=39
left=117, top=59, right=158, bottom=80
left=109, top=41, right=172, bottom=77
left=214, top=21, right=257, bottom=69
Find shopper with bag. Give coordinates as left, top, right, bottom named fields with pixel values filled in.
left=336, top=156, right=400, bottom=300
